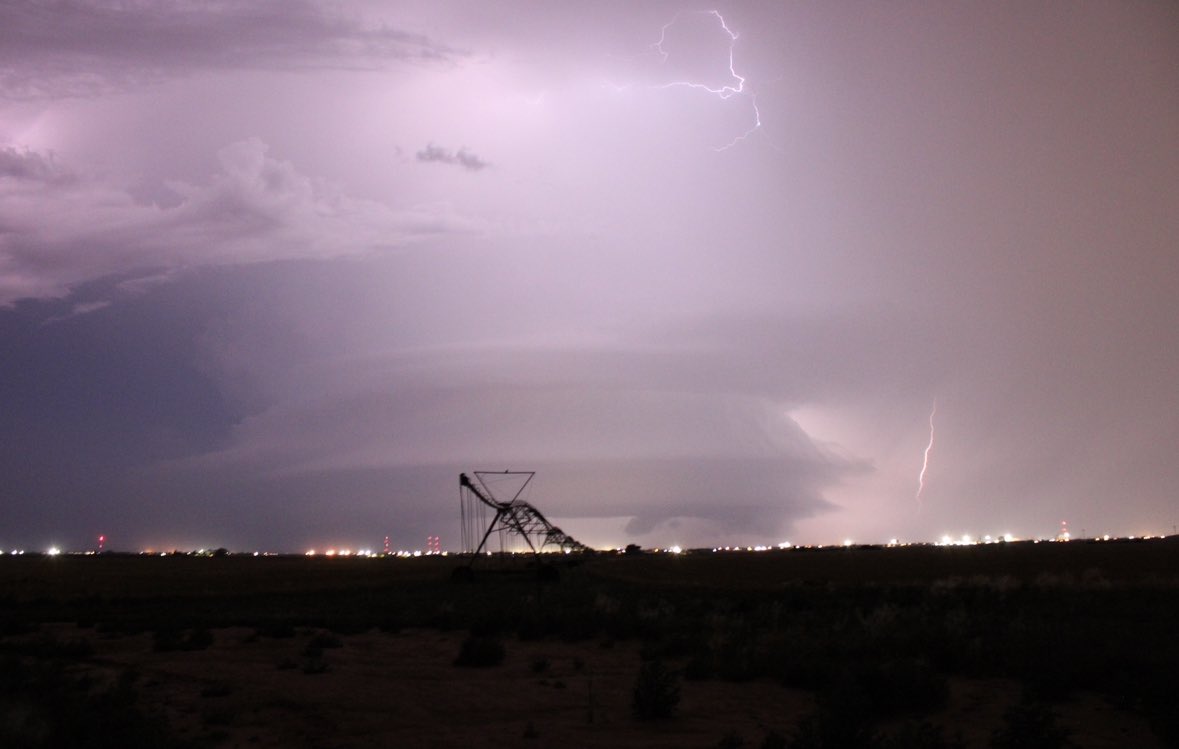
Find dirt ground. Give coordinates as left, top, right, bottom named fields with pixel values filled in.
left=37, top=623, right=1163, bottom=749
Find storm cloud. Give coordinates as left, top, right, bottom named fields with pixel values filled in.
left=0, top=0, right=462, bottom=98
left=0, top=138, right=474, bottom=303
left=1, top=1, right=1176, bottom=552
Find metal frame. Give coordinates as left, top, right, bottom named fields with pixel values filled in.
left=459, top=471, right=587, bottom=561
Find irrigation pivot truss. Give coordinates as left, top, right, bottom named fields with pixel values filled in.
left=459, top=471, right=588, bottom=561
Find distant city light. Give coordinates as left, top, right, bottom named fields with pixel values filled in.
left=4, top=529, right=1171, bottom=560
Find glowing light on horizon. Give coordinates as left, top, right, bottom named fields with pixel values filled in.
left=916, top=399, right=937, bottom=510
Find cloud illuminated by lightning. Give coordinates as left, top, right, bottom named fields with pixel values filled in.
left=649, top=10, right=765, bottom=151
left=915, top=400, right=937, bottom=510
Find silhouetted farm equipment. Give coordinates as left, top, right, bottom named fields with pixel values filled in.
left=458, top=471, right=588, bottom=575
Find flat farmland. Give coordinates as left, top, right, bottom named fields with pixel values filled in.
left=1, top=540, right=1176, bottom=748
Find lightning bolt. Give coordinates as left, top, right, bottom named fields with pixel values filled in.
left=650, top=10, right=766, bottom=151
left=915, top=400, right=937, bottom=511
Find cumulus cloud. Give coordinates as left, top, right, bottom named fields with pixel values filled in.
left=416, top=143, right=490, bottom=171
left=0, top=146, right=73, bottom=183
left=0, top=0, right=463, bottom=98
left=0, top=138, right=476, bottom=304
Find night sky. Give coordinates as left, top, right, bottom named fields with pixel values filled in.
left=2, top=1, right=1177, bottom=552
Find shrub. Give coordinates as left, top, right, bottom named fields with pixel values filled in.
left=874, top=658, right=948, bottom=716
left=454, top=635, right=506, bottom=667
left=186, top=627, right=214, bottom=651
left=632, top=659, right=680, bottom=720
left=307, top=631, right=343, bottom=650
left=787, top=710, right=876, bottom=749
left=199, top=681, right=232, bottom=698
left=879, top=721, right=964, bottom=749
left=990, top=697, right=1071, bottom=749
left=153, top=627, right=214, bottom=652
left=256, top=622, right=296, bottom=639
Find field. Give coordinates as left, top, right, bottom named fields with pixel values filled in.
left=1, top=539, right=1177, bottom=748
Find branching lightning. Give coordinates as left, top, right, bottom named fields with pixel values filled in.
left=649, top=10, right=765, bottom=151
left=915, top=400, right=937, bottom=511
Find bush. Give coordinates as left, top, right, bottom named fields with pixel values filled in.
left=454, top=635, right=506, bottom=667
left=990, top=697, right=1071, bottom=749
left=632, top=659, right=680, bottom=720
left=879, top=721, right=964, bottom=749
left=152, top=628, right=211, bottom=652
left=0, top=660, right=183, bottom=748
left=307, top=631, right=343, bottom=650
left=818, top=658, right=947, bottom=723
left=255, top=622, right=296, bottom=639
left=787, top=710, right=876, bottom=749
left=199, top=681, right=232, bottom=698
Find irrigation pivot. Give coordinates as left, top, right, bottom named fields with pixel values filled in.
left=459, top=471, right=588, bottom=564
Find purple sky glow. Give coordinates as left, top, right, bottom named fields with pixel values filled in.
left=2, top=1, right=1177, bottom=552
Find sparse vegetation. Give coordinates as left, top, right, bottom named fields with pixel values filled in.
left=632, top=658, right=681, bottom=720
left=0, top=541, right=1175, bottom=745
left=0, top=658, right=186, bottom=748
